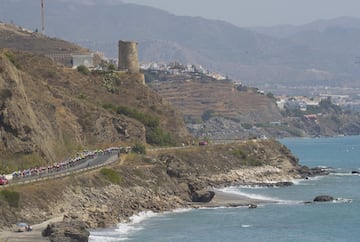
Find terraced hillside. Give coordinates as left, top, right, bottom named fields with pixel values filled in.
left=149, top=77, right=282, bottom=123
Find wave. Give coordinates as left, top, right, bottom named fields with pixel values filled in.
left=89, top=211, right=158, bottom=242
left=329, top=169, right=360, bottom=176
left=89, top=234, right=128, bottom=242
left=333, top=198, right=353, bottom=203
left=90, top=208, right=194, bottom=241
left=241, top=224, right=252, bottom=228
left=218, top=187, right=301, bottom=205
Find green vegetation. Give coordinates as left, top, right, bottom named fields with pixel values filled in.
left=132, top=143, right=146, bottom=154
left=146, top=127, right=175, bottom=146
left=77, top=93, right=87, bottom=100
left=102, top=103, right=117, bottom=112
left=5, top=51, right=21, bottom=69
left=230, top=147, right=263, bottom=166
left=100, top=168, right=121, bottom=184
left=246, top=158, right=263, bottom=166
left=231, top=148, right=247, bottom=159
left=117, top=106, right=159, bottom=128
left=77, top=65, right=90, bottom=75
left=107, top=64, right=116, bottom=71
left=0, top=190, right=20, bottom=208
left=102, top=103, right=175, bottom=146
left=266, top=92, right=275, bottom=99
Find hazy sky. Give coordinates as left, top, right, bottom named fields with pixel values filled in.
left=122, top=0, right=360, bottom=27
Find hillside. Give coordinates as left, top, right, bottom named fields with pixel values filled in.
left=2, top=1, right=360, bottom=93
left=0, top=22, right=89, bottom=55
left=145, top=71, right=360, bottom=139
left=0, top=139, right=316, bottom=231
left=0, top=48, right=189, bottom=173
left=148, top=76, right=281, bottom=123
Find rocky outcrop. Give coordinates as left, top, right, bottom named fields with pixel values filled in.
left=42, top=220, right=89, bottom=242
left=191, top=190, right=215, bottom=203
left=313, top=195, right=334, bottom=202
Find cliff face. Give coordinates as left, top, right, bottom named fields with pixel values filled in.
left=0, top=49, right=189, bottom=171
left=0, top=140, right=308, bottom=229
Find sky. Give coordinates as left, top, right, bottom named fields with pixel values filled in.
left=121, top=0, right=360, bottom=27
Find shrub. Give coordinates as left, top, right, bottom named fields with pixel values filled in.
left=117, top=105, right=159, bottom=128
left=231, top=149, right=247, bottom=159
left=266, top=92, right=275, bottom=99
left=77, top=94, right=87, bottom=100
left=5, top=51, right=21, bottom=69
left=146, top=127, right=175, bottom=146
left=102, top=103, right=117, bottom=112
left=100, top=168, right=121, bottom=184
left=108, top=64, right=116, bottom=71
left=77, top=65, right=90, bottom=75
left=0, top=190, right=20, bottom=208
left=247, top=158, right=263, bottom=166
left=132, top=143, right=146, bottom=154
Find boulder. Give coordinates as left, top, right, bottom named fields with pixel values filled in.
left=191, top=190, right=215, bottom=203
left=351, top=171, right=360, bottom=174
left=313, top=195, right=334, bottom=202
left=42, top=221, right=89, bottom=242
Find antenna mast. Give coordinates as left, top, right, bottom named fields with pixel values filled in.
left=41, top=0, right=45, bottom=34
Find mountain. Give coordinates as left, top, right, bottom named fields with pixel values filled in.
left=1, top=1, right=360, bottom=93
left=252, top=16, right=360, bottom=38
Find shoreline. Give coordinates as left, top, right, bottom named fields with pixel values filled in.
left=0, top=189, right=270, bottom=242
left=192, top=188, right=269, bottom=208
left=0, top=215, right=63, bottom=242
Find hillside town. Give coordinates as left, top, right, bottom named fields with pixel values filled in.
left=140, top=61, right=228, bottom=81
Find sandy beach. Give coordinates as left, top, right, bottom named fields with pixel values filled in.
left=0, top=216, right=63, bottom=242
left=197, top=188, right=267, bottom=208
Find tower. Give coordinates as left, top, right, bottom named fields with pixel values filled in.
left=118, top=40, right=140, bottom=73
left=41, top=0, right=45, bottom=34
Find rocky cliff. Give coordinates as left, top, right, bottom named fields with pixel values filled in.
left=0, top=49, right=189, bottom=172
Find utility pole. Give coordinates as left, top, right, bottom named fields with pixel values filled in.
left=41, top=0, right=45, bottom=34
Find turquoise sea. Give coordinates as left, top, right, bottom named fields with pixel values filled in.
left=90, top=136, right=360, bottom=242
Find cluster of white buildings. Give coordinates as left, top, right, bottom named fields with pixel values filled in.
left=276, top=96, right=323, bottom=112
left=140, top=62, right=227, bottom=81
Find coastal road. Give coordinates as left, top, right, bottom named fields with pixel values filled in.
left=1, top=152, right=119, bottom=188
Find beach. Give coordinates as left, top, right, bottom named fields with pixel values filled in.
left=0, top=216, right=63, bottom=242
left=0, top=190, right=263, bottom=242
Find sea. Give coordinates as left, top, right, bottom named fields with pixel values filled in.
left=90, top=136, right=360, bottom=242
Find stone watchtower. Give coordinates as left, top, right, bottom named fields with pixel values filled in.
left=118, top=40, right=140, bottom=73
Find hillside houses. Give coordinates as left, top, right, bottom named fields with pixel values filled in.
left=141, top=61, right=227, bottom=80
left=276, top=96, right=323, bottom=112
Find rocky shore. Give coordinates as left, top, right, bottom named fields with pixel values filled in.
left=0, top=140, right=327, bottom=241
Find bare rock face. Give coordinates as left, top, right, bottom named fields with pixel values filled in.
left=42, top=221, right=89, bottom=242
left=191, top=190, right=215, bottom=203
left=313, top=195, right=334, bottom=202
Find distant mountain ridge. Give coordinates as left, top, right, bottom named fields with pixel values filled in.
left=252, top=16, right=360, bottom=38
left=1, top=1, right=360, bottom=92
